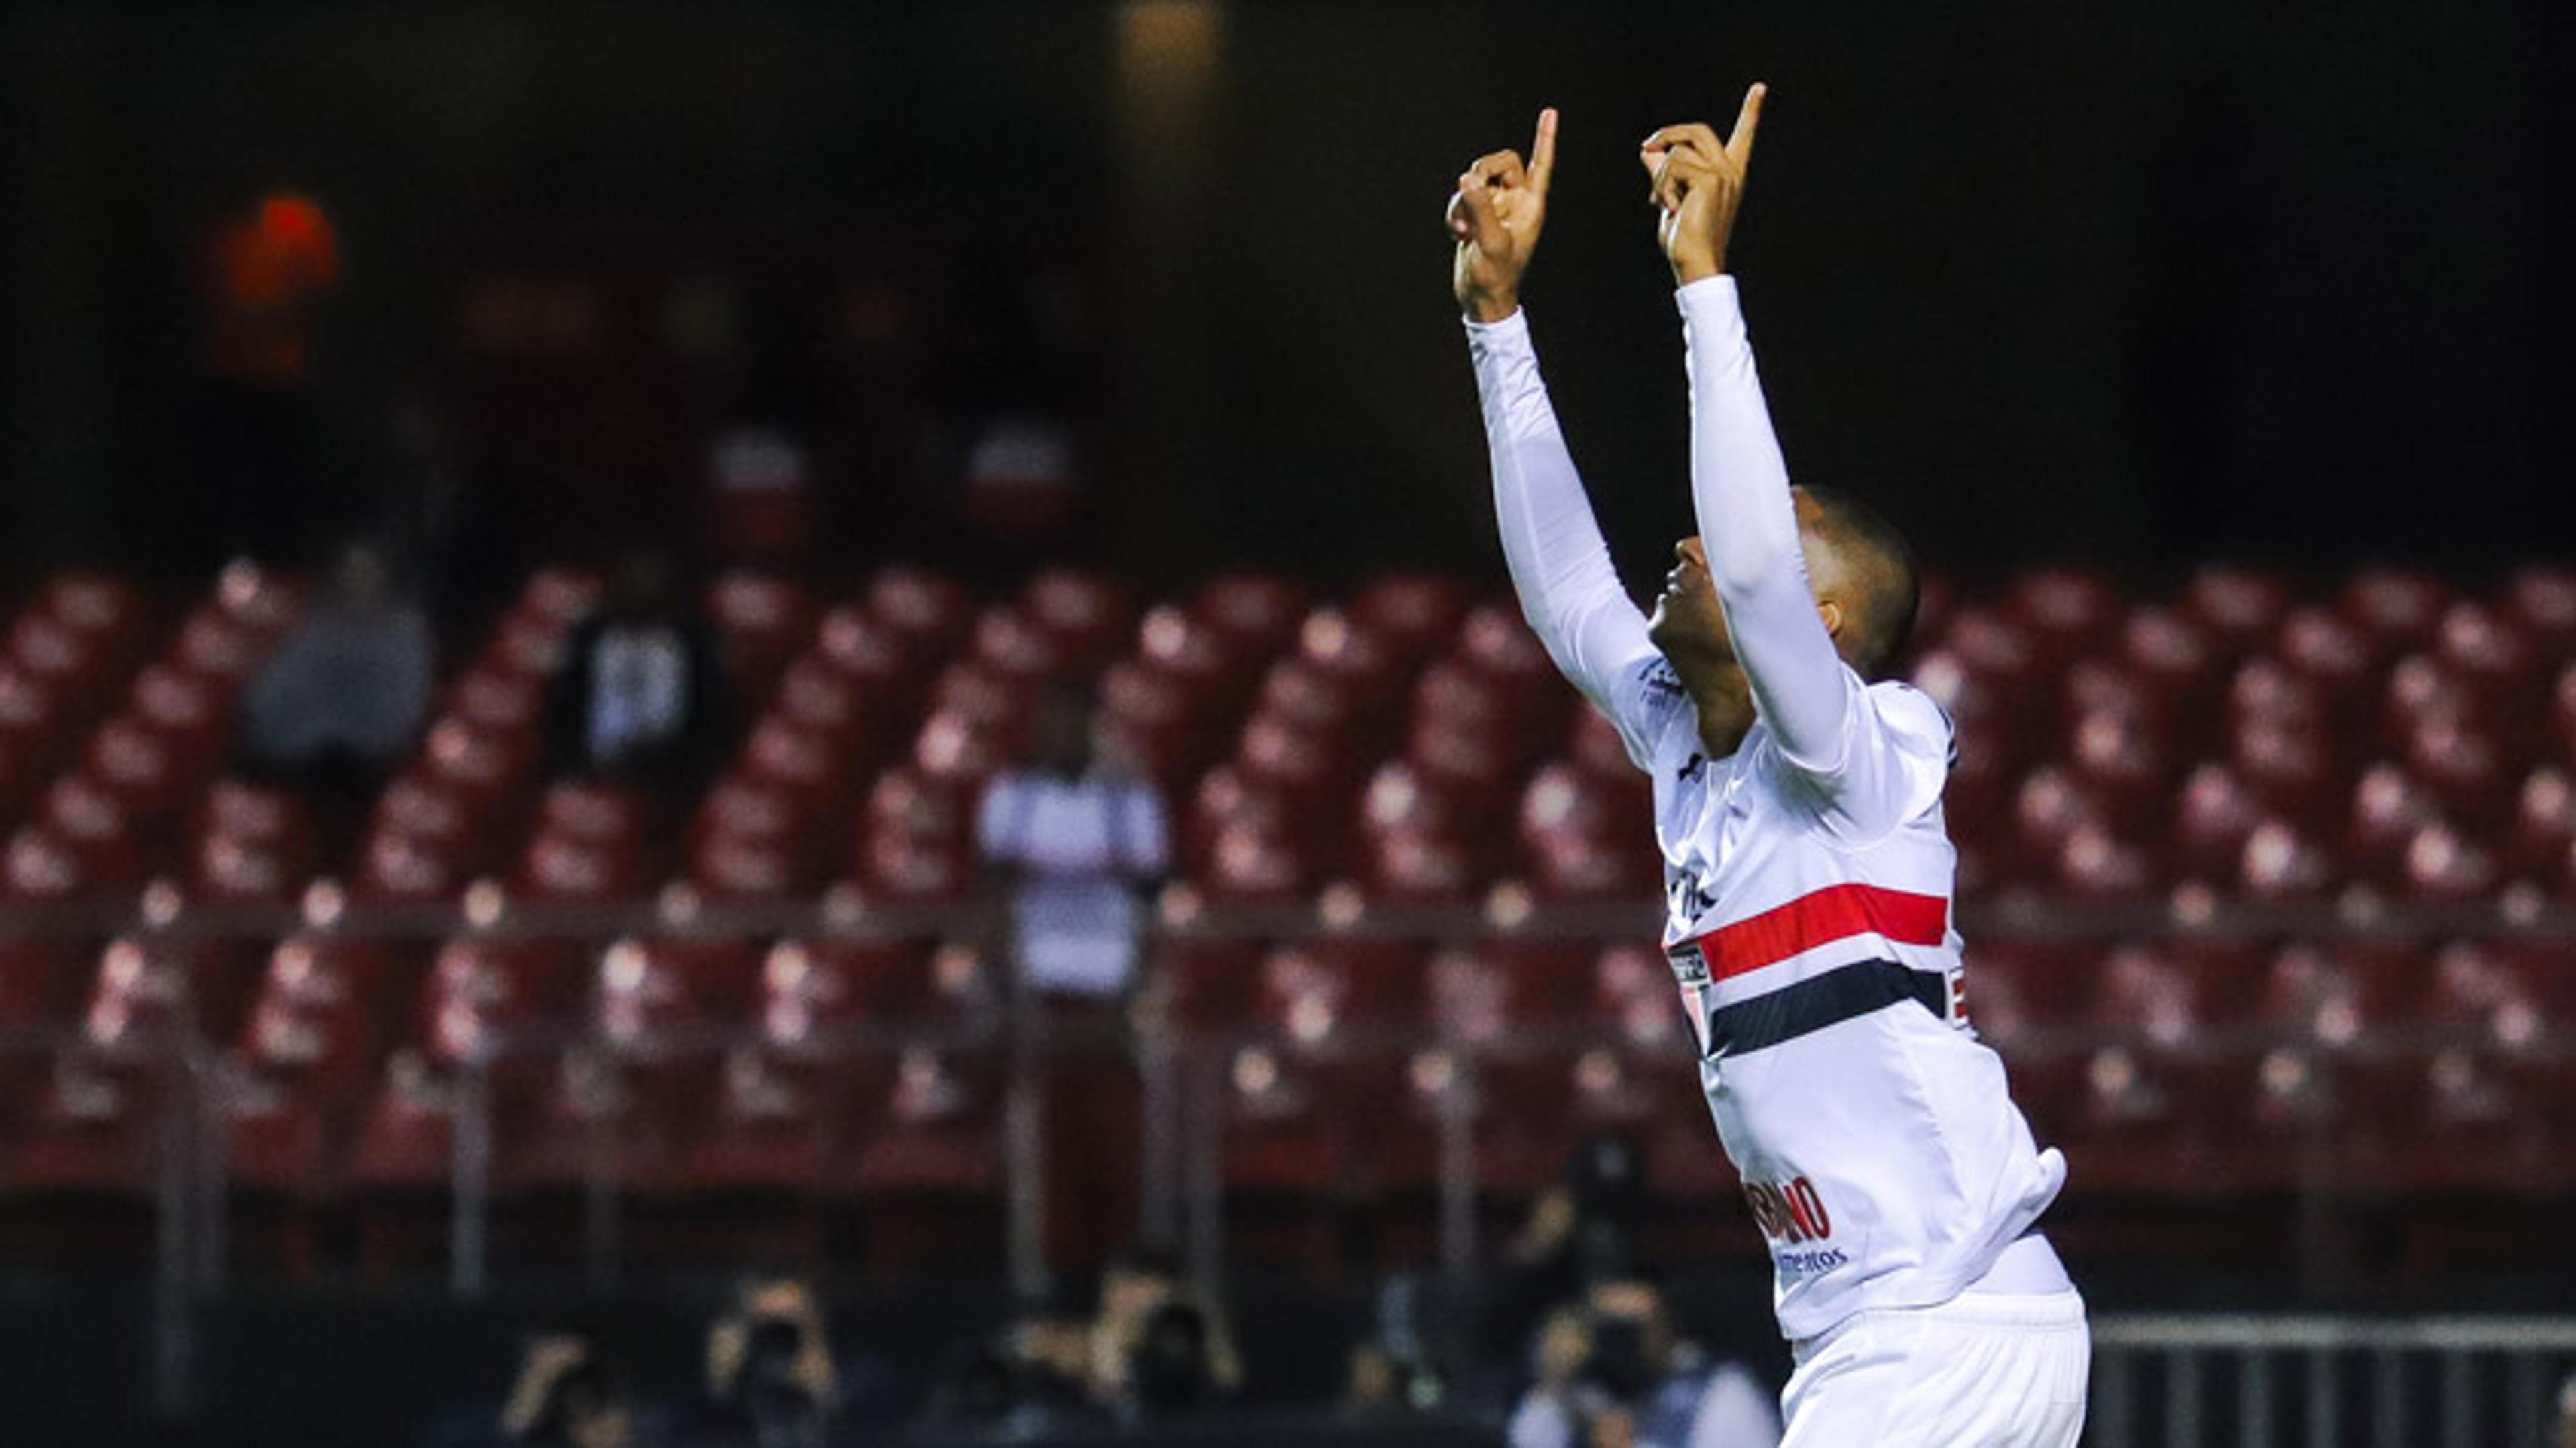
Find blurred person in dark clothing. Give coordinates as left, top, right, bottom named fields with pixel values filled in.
left=1511, top=1280, right=1778, bottom=1448
left=1085, top=1247, right=1242, bottom=1412
left=240, top=538, right=432, bottom=788
left=1481, top=1134, right=1651, bottom=1374
left=492, top=1332, right=644, bottom=1448
left=548, top=550, right=730, bottom=790
left=1125, top=1300, right=1219, bottom=1423
left=920, top=1283, right=1112, bottom=1438
left=696, top=1276, right=842, bottom=1448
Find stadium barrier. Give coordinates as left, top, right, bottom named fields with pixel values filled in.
left=2090, top=1313, right=2576, bottom=1448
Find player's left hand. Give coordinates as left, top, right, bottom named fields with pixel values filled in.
left=1641, top=83, right=1766, bottom=286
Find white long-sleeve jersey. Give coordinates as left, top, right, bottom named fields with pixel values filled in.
left=1468, top=280, right=2067, bottom=1344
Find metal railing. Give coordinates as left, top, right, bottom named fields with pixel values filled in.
left=2090, top=1314, right=2576, bottom=1448
left=3, top=888, right=2573, bottom=1422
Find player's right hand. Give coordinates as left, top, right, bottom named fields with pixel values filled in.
left=1450, top=107, right=1558, bottom=323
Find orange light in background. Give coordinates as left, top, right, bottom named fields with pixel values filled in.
left=206, top=189, right=341, bottom=384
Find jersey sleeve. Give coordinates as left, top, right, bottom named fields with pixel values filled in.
left=1467, top=308, right=1672, bottom=770
left=1676, top=275, right=1862, bottom=778
left=1776, top=678, right=1954, bottom=843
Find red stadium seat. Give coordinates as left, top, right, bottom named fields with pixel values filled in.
left=741, top=715, right=854, bottom=802
left=1454, top=603, right=1554, bottom=688
left=2424, top=941, right=2553, bottom=1055
left=2119, top=607, right=2222, bottom=752
left=1362, top=828, right=1483, bottom=904
left=40, top=572, right=148, bottom=658
left=211, top=559, right=306, bottom=637
left=1351, top=574, right=1470, bottom=662
left=2226, top=657, right=2326, bottom=744
left=516, top=564, right=604, bottom=628
left=810, top=604, right=921, bottom=705
left=853, top=827, right=973, bottom=904
left=968, top=605, right=1067, bottom=684
left=1295, top=609, right=1403, bottom=709
left=705, top=572, right=815, bottom=703
left=2178, top=564, right=2292, bottom=660
left=2338, top=567, right=2449, bottom=652
left=482, top=609, right=572, bottom=680
left=864, top=566, right=972, bottom=658
left=2273, top=607, right=2377, bottom=708
left=38, top=774, right=138, bottom=866
left=2402, top=718, right=2512, bottom=833
left=2051, top=825, right=2163, bottom=901
left=768, top=656, right=867, bottom=746
left=191, top=828, right=310, bottom=906
left=129, top=664, right=223, bottom=751
left=2171, top=763, right=2264, bottom=882
left=443, top=664, right=546, bottom=736
left=2062, top=707, right=2171, bottom=836
left=2392, top=822, right=2502, bottom=901
left=2006, top=567, right=2122, bottom=663
left=517, top=829, right=645, bottom=902
left=832, top=1045, right=1004, bottom=1196
left=690, top=829, right=811, bottom=900
left=5, top=822, right=135, bottom=900
left=2347, top=762, right=2445, bottom=882
left=352, top=828, right=470, bottom=903
left=2229, top=717, right=2339, bottom=827
left=1191, top=574, right=1308, bottom=658
left=534, top=780, right=649, bottom=851
left=2500, top=564, right=2576, bottom=654
left=2504, top=766, right=2574, bottom=880
left=372, top=773, right=480, bottom=857
left=168, top=603, right=269, bottom=680
left=1138, top=605, right=1253, bottom=712
left=1019, top=568, right=1135, bottom=671
left=2237, top=818, right=2339, bottom=903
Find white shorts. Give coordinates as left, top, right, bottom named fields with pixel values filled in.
left=1780, top=1288, right=2090, bottom=1447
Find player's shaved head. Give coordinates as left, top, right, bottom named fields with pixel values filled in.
left=1792, top=484, right=1919, bottom=681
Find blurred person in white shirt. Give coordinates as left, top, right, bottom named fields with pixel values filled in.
left=977, top=686, right=1168, bottom=997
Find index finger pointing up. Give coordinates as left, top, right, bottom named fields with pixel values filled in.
left=1528, top=107, right=1560, bottom=197
left=1727, top=82, right=1766, bottom=166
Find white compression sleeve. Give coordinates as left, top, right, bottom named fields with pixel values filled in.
left=1678, top=276, right=1854, bottom=770
left=1468, top=309, right=1658, bottom=719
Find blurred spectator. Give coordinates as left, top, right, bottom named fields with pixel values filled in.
left=241, top=539, right=432, bottom=788
left=2558, top=1370, right=2576, bottom=1448
left=920, top=1284, right=1110, bottom=1438
left=1087, top=1247, right=1242, bottom=1418
left=1508, top=1305, right=1617, bottom=1448
left=1126, top=1300, right=1219, bottom=1422
left=493, top=1331, right=643, bottom=1447
left=1481, top=1135, right=1652, bottom=1374
left=1341, top=1342, right=1406, bottom=1420
left=694, top=1277, right=841, bottom=1448
left=549, top=550, right=731, bottom=789
left=1509, top=1282, right=1778, bottom=1448
left=977, top=688, right=1168, bottom=997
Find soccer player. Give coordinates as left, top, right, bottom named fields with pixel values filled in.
left=1449, top=94, right=2091, bottom=1445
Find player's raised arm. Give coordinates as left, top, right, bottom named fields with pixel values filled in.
left=1644, top=88, right=1860, bottom=774
left=1454, top=111, right=1662, bottom=761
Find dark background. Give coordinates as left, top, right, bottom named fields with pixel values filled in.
left=3, top=1, right=2567, bottom=596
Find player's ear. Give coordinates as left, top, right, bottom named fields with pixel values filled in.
left=1817, top=599, right=1844, bottom=643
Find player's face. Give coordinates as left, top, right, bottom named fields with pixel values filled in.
left=1647, top=536, right=1733, bottom=665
